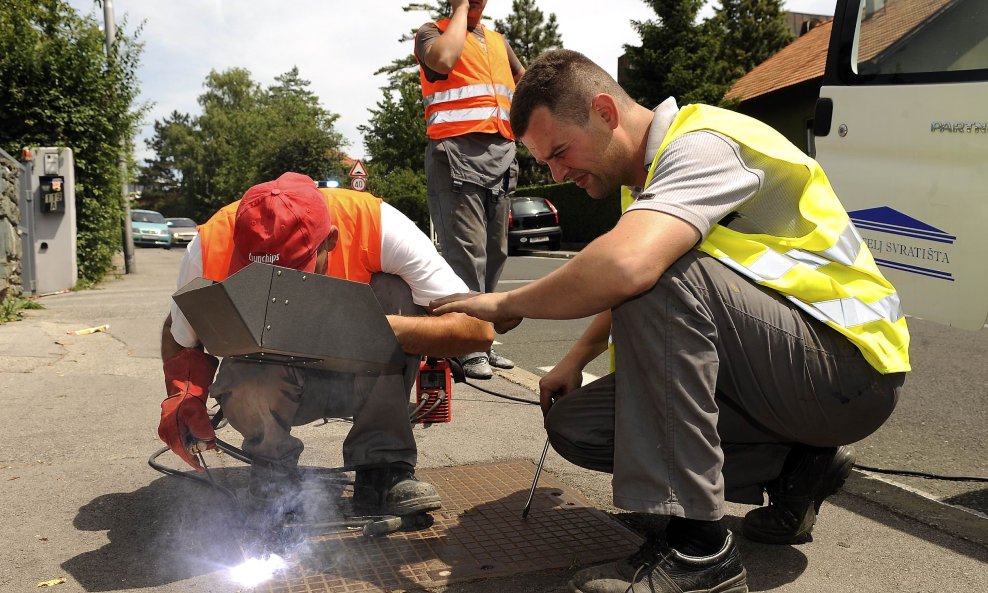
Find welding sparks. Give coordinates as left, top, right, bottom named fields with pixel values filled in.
left=228, top=554, right=287, bottom=588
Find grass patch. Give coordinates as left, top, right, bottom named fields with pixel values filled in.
left=0, top=294, right=44, bottom=323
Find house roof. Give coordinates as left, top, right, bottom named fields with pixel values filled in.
left=726, top=0, right=959, bottom=103
left=857, top=0, right=955, bottom=63
left=724, top=19, right=832, bottom=102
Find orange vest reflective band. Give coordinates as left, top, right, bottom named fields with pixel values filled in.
left=417, top=19, right=515, bottom=141
left=199, top=188, right=383, bottom=284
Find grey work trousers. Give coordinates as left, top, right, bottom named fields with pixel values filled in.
left=425, top=144, right=510, bottom=296
left=210, top=273, right=423, bottom=471
left=545, top=251, right=903, bottom=520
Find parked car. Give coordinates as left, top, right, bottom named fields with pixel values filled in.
left=508, top=196, right=561, bottom=254
left=130, top=209, right=172, bottom=249
left=166, top=217, right=198, bottom=246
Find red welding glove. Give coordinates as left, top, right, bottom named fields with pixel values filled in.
left=158, top=348, right=220, bottom=471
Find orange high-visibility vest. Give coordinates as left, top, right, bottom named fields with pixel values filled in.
left=417, top=19, right=515, bottom=141
left=199, top=188, right=383, bottom=283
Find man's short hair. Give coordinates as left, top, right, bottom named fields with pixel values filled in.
left=510, top=49, right=633, bottom=138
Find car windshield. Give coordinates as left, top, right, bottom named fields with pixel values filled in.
left=167, top=218, right=196, bottom=227
left=132, top=211, right=166, bottom=224
left=511, top=198, right=551, bottom=215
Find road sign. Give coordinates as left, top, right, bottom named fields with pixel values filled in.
left=351, top=177, right=367, bottom=192
left=348, top=160, right=368, bottom=178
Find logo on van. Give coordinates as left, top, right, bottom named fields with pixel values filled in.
left=930, top=121, right=987, bottom=134
left=849, top=207, right=954, bottom=282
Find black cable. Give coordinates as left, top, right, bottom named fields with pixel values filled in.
left=463, top=379, right=540, bottom=405
left=853, top=463, right=988, bottom=483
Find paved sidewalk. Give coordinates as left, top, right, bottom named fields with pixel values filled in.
left=0, top=248, right=985, bottom=593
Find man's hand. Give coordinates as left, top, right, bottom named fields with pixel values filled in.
left=538, top=359, right=584, bottom=416
left=449, top=0, right=469, bottom=12
left=430, top=292, right=523, bottom=334
left=158, top=348, right=219, bottom=471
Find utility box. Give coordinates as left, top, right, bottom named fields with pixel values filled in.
left=19, top=147, right=77, bottom=295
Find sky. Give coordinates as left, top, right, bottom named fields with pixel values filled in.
left=67, top=0, right=838, bottom=165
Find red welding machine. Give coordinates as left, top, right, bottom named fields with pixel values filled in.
left=414, top=358, right=452, bottom=423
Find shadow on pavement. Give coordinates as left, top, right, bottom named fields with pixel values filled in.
left=61, top=468, right=251, bottom=591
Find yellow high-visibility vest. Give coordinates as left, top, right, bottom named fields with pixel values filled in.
left=643, top=105, right=909, bottom=373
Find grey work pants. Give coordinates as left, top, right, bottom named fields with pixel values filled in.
left=545, top=251, right=903, bottom=520
left=425, top=145, right=510, bottom=296
left=210, top=273, right=423, bottom=471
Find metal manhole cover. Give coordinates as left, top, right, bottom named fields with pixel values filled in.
left=262, top=460, right=641, bottom=592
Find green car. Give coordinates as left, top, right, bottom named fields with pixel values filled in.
left=130, top=209, right=173, bottom=249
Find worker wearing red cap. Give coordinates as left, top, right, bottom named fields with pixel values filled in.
left=158, top=172, right=493, bottom=522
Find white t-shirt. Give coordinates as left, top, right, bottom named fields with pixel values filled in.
left=169, top=202, right=469, bottom=348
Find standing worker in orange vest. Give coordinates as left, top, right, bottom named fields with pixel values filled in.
left=415, top=0, right=525, bottom=379
left=157, top=173, right=493, bottom=532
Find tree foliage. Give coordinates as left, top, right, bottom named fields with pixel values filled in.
left=493, top=0, right=563, bottom=66
left=138, top=67, right=347, bottom=222
left=0, top=0, right=144, bottom=285
left=705, top=0, right=793, bottom=94
left=623, top=0, right=794, bottom=107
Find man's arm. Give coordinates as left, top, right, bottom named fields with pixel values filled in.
left=161, top=313, right=188, bottom=361
left=432, top=209, right=700, bottom=322
left=388, top=312, right=493, bottom=358
left=538, top=311, right=611, bottom=414
left=419, top=0, right=470, bottom=74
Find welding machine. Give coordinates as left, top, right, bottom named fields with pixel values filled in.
left=413, top=357, right=452, bottom=423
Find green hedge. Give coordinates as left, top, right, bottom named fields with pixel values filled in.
left=514, top=182, right=621, bottom=244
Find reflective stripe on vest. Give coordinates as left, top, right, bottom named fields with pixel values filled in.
left=422, top=83, right=514, bottom=108
left=646, top=104, right=910, bottom=373
left=417, top=19, right=515, bottom=141
left=199, top=189, right=383, bottom=284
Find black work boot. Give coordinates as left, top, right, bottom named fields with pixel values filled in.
left=568, top=530, right=748, bottom=593
left=743, top=445, right=855, bottom=544
left=352, top=462, right=441, bottom=516
left=245, top=463, right=304, bottom=529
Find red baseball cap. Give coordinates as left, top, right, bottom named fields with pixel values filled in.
left=228, top=172, right=331, bottom=275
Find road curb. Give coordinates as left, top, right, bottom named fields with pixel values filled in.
left=844, top=470, right=988, bottom=548
left=496, top=367, right=988, bottom=549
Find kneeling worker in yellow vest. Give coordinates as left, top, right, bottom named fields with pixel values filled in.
left=158, top=172, right=492, bottom=524
left=433, top=50, right=908, bottom=593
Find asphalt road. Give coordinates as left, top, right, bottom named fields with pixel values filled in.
left=495, top=254, right=988, bottom=515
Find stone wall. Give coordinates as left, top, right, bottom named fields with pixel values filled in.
left=0, top=150, right=23, bottom=301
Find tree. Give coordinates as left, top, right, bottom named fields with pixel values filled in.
left=622, top=0, right=725, bottom=107
left=139, top=67, right=347, bottom=222
left=623, top=0, right=795, bottom=108
left=0, top=0, right=144, bottom=285
left=493, top=0, right=563, bottom=65
left=706, top=0, right=793, bottom=96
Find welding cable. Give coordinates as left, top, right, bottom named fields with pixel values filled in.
left=852, top=463, right=988, bottom=483
left=411, top=390, right=446, bottom=422
left=147, top=446, right=242, bottom=506
left=407, top=396, right=430, bottom=420
left=463, top=379, right=540, bottom=405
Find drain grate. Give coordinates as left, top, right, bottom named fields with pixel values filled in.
left=262, top=460, right=641, bottom=592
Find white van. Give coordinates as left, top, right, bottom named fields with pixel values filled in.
left=813, top=0, right=988, bottom=329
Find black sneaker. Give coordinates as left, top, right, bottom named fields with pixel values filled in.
left=568, top=531, right=747, bottom=593
left=743, top=445, right=855, bottom=544
left=352, top=462, right=442, bottom=516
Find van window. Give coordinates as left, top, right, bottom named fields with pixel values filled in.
left=845, top=0, right=988, bottom=80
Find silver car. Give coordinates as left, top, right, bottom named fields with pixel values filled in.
left=165, top=217, right=198, bottom=246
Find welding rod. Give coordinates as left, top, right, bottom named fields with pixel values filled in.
left=521, top=437, right=550, bottom=519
